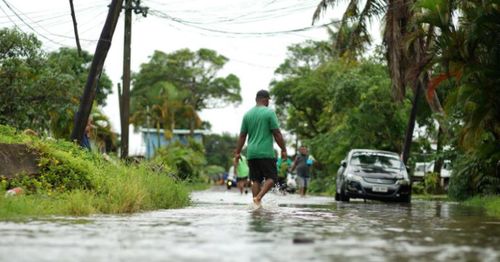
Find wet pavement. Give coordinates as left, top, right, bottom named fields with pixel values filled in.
left=1, top=186, right=499, bottom=262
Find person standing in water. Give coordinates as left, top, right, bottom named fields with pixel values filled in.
left=235, top=90, right=287, bottom=208
left=291, top=145, right=311, bottom=197
left=234, top=154, right=250, bottom=194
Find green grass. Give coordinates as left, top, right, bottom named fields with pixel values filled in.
left=413, top=194, right=449, bottom=201
left=463, top=196, right=500, bottom=218
left=183, top=181, right=211, bottom=192
left=0, top=125, right=190, bottom=221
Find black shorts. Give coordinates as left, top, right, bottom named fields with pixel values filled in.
left=248, top=158, right=277, bottom=182
left=236, top=176, right=248, bottom=182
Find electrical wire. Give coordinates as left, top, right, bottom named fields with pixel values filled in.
left=150, top=10, right=339, bottom=37
left=1, top=0, right=67, bottom=47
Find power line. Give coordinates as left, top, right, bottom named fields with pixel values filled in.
left=150, top=10, right=339, bottom=37
left=1, top=0, right=66, bottom=47
left=147, top=0, right=319, bottom=26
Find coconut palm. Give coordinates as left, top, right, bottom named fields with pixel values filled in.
left=313, top=0, right=445, bottom=163
left=412, top=0, right=500, bottom=147
left=130, top=81, right=198, bottom=139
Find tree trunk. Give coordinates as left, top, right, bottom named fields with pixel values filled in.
left=433, top=126, right=444, bottom=174
left=402, top=82, right=421, bottom=165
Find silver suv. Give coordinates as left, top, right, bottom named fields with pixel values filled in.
left=335, top=149, right=411, bottom=203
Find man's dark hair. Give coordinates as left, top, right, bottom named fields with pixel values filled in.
left=256, top=89, right=270, bottom=99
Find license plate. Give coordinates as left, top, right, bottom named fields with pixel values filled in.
left=372, top=186, right=388, bottom=193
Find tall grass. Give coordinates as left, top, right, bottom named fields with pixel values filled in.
left=0, top=125, right=190, bottom=220
left=464, top=196, right=500, bottom=218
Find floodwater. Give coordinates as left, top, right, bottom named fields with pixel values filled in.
left=1, top=187, right=499, bottom=262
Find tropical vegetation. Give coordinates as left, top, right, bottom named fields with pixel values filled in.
left=285, top=0, right=499, bottom=199
left=130, top=48, right=242, bottom=138
left=0, top=125, right=189, bottom=220
left=0, top=28, right=113, bottom=140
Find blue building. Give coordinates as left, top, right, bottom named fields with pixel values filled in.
left=141, top=128, right=208, bottom=159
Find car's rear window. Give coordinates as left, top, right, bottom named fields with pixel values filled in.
left=350, top=153, right=402, bottom=170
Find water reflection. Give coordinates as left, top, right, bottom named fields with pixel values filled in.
left=249, top=209, right=275, bottom=233
left=0, top=189, right=499, bottom=262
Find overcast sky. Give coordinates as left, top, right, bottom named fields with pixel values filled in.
left=2, top=0, right=382, bottom=155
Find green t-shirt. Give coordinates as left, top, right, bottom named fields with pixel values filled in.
left=240, top=106, right=279, bottom=159
left=277, top=158, right=292, bottom=178
left=237, top=155, right=249, bottom=178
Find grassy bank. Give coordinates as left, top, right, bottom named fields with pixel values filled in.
left=413, top=194, right=449, bottom=201
left=0, top=125, right=190, bottom=220
left=463, top=196, right=500, bottom=218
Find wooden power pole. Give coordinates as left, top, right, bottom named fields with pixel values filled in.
left=120, top=0, right=132, bottom=158
left=119, top=0, right=148, bottom=159
left=71, top=0, right=124, bottom=144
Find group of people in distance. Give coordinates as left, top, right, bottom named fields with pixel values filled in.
left=234, top=90, right=313, bottom=208
left=233, top=145, right=313, bottom=197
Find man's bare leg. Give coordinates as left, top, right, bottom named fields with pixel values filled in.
left=254, top=179, right=275, bottom=205
left=252, top=181, right=261, bottom=198
left=237, top=181, right=244, bottom=194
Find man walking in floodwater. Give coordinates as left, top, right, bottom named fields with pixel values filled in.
left=291, top=145, right=311, bottom=197
left=235, top=89, right=287, bottom=208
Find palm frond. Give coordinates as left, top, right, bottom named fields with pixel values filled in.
left=313, top=0, right=340, bottom=24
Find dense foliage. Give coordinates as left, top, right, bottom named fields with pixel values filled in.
left=0, top=28, right=112, bottom=138
left=152, top=139, right=207, bottom=181
left=271, top=41, right=409, bottom=184
left=410, top=0, right=500, bottom=199
left=0, top=125, right=189, bottom=219
left=130, top=48, right=242, bottom=137
left=203, top=133, right=238, bottom=171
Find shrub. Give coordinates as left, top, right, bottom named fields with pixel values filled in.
left=412, top=182, right=424, bottom=194
left=308, top=168, right=336, bottom=195
left=448, top=152, right=500, bottom=201
left=0, top=125, right=189, bottom=219
left=424, top=172, right=441, bottom=194
left=152, top=140, right=206, bottom=181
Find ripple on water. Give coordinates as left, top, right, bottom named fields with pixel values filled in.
left=0, top=187, right=499, bottom=262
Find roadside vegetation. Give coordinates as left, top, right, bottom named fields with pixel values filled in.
left=464, top=196, right=500, bottom=218
left=0, top=0, right=498, bottom=217
left=273, top=0, right=499, bottom=210
left=0, top=125, right=189, bottom=220
left=1, top=28, right=238, bottom=220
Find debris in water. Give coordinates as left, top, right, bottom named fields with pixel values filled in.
left=293, top=237, right=314, bottom=244
left=5, top=187, right=23, bottom=197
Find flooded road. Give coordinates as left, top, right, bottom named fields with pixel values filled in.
left=1, top=187, right=499, bottom=262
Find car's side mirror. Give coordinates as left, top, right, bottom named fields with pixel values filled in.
left=341, top=160, right=347, bottom=168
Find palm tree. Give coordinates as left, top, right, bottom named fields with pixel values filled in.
left=130, top=81, right=201, bottom=141
left=413, top=0, right=500, bottom=146
left=313, top=0, right=444, bottom=163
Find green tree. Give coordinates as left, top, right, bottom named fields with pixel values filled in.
left=313, top=0, right=446, bottom=164
left=411, top=0, right=500, bottom=198
left=0, top=28, right=46, bottom=131
left=271, top=40, right=336, bottom=139
left=203, top=133, right=238, bottom=171
left=131, top=48, right=242, bottom=133
left=271, top=44, right=409, bottom=177
left=45, top=48, right=112, bottom=138
left=0, top=28, right=112, bottom=137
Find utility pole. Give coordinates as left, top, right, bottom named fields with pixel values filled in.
left=71, top=0, right=124, bottom=144
left=119, top=0, right=148, bottom=159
